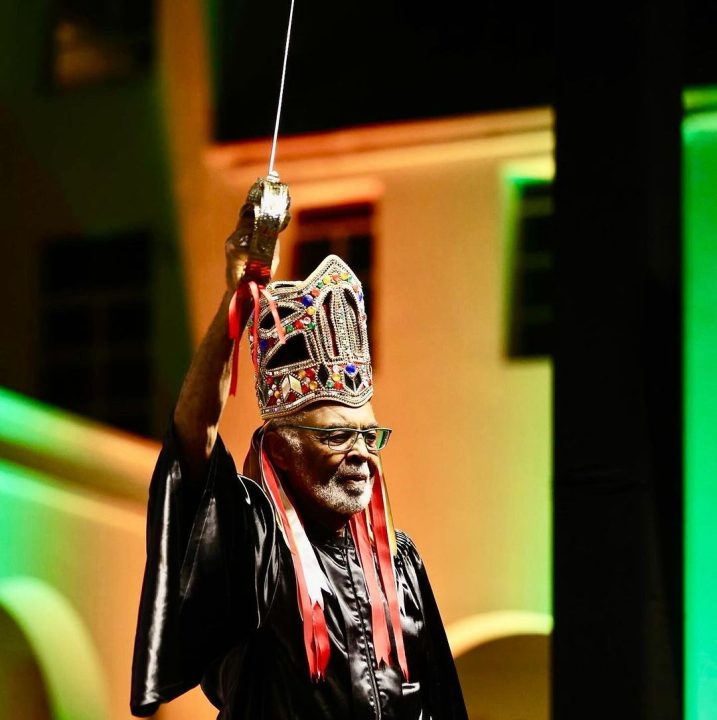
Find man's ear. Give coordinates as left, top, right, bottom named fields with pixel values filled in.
left=263, top=430, right=290, bottom=471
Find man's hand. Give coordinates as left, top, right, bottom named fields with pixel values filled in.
left=225, top=175, right=289, bottom=291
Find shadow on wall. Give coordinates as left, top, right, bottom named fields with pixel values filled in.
left=0, top=577, right=109, bottom=720
left=448, top=611, right=551, bottom=720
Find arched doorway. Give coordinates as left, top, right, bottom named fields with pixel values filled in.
left=0, top=577, right=109, bottom=720
left=0, top=604, right=52, bottom=718
left=448, top=611, right=552, bottom=720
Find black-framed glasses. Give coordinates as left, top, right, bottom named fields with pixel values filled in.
left=284, top=425, right=392, bottom=453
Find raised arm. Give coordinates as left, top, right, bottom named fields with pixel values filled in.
left=172, top=237, right=280, bottom=482
left=171, top=291, right=246, bottom=482
left=172, top=175, right=288, bottom=480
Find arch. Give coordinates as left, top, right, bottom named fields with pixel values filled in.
left=446, top=611, right=553, bottom=720
left=0, top=576, right=109, bottom=720
left=0, top=604, right=51, bottom=717
left=446, top=610, right=553, bottom=658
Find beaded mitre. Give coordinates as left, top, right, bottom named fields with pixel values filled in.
left=247, top=254, right=373, bottom=418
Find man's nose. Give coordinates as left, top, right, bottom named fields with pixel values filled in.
left=347, top=432, right=371, bottom=460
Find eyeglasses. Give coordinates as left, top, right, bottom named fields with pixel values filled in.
left=283, top=425, right=392, bottom=453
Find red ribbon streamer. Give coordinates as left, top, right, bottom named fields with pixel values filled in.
left=227, top=285, right=245, bottom=397
left=228, top=281, right=286, bottom=397
left=350, top=512, right=393, bottom=668
left=259, top=445, right=331, bottom=679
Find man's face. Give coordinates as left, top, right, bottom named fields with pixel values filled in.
left=269, top=402, right=380, bottom=529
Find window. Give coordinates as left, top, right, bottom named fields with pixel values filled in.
left=51, top=0, right=153, bottom=89
left=292, top=203, right=376, bottom=357
left=505, top=181, right=554, bottom=358
left=39, top=231, right=153, bottom=435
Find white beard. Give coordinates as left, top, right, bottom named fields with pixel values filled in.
left=310, top=465, right=374, bottom=516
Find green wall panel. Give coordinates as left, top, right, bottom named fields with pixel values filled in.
left=684, top=98, right=717, bottom=720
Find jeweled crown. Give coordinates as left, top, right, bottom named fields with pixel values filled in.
left=248, top=255, right=373, bottom=418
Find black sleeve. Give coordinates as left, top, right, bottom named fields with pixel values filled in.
left=396, top=531, right=468, bottom=720
left=130, top=428, right=280, bottom=717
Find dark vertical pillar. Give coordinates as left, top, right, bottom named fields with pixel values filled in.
left=553, top=1, right=683, bottom=717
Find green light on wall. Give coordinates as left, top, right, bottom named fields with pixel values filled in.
left=684, top=97, right=717, bottom=720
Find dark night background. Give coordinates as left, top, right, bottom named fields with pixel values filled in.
left=211, top=0, right=716, bottom=141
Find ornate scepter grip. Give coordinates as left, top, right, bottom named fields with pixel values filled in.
left=227, top=172, right=291, bottom=286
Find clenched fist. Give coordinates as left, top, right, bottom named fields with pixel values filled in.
left=225, top=175, right=291, bottom=292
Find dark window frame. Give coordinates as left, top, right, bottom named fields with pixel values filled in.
left=38, top=230, right=154, bottom=435
left=292, top=202, right=377, bottom=365
left=503, top=176, right=555, bottom=359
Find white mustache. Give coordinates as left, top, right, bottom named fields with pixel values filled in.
left=336, top=470, right=370, bottom=483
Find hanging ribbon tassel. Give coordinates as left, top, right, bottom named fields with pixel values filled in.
left=368, top=468, right=410, bottom=681
left=227, top=285, right=246, bottom=397
left=228, top=281, right=286, bottom=396
left=259, top=441, right=331, bottom=679
left=312, top=602, right=331, bottom=675
left=349, top=512, right=393, bottom=668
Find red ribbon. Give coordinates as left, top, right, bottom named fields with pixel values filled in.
left=228, top=281, right=286, bottom=397
left=350, top=512, right=393, bottom=668
left=259, top=444, right=331, bottom=680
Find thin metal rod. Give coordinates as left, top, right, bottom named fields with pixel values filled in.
left=268, top=0, right=296, bottom=177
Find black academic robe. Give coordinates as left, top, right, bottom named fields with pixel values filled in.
left=130, top=430, right=467, bottom=719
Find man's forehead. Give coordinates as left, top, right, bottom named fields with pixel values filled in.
left=299, top=402, right=377, bottom=427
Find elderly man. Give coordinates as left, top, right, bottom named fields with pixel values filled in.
left=130, top=227, right=467, bottom=718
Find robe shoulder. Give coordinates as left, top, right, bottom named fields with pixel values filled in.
left=130, top=428, right=280, bottom=717
left=394, top=529, right=425, bottom=568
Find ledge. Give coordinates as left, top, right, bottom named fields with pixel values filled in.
left=0, top=387, right=157, bottom=505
